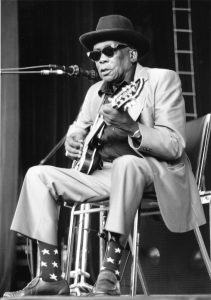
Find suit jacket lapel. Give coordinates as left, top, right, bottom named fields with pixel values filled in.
left=127, top=64, right=149, bottom=121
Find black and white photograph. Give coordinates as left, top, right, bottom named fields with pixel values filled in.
left=1, top=0, right=211, bottom=299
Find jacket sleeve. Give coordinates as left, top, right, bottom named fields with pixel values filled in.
left=66, top=82, right=102, bottom=138
left=129, top=69, right=186, bottom=160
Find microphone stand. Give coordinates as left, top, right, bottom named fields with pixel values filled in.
left=0, top=64, right=98, bottom=78
left=1, top=64, right=76, bottom=165
left=1, top=65, right=99, bottom=79
left=0, top=64, right=55, bottom=72
left=1, top=64, right=68, bottom=76
left=39, top=135, right=67, bottom=165
left=1, top=71, right=56, bottom=74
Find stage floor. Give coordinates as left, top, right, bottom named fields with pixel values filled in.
left=1, top=295, right=211, bottom=300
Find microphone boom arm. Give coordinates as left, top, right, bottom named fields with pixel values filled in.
left=0, top=64, right=99, bottom=79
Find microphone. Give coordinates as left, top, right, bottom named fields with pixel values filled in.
left=50, top=65, right=99, bottom=80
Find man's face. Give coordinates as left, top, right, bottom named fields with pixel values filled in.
left=93, top=40, right=134, bottom=83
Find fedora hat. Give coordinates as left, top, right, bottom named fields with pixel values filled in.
left=79, top=15, right=149, bottom=56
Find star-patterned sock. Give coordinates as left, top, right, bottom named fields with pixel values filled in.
left=101, top=235, right=123, bottom=281
left=38, top=241, right=63, bottom=282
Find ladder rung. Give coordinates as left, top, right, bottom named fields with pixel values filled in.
left=175, top=50, right=193, bottom=54
left=182, top=92, right=196, bottom=96
left=186, top=113, right=197, bottom=118
left=174, top=29, right=192, bottom=33
left=172, top=8, right=191, bottom=12
left=178, top=71, right=194, bottom=75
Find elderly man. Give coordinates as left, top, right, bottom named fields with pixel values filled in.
left=4, top=15, right=205, bottom=297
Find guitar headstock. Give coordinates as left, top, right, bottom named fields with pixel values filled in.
left=109, top=78, right=144, bottom=111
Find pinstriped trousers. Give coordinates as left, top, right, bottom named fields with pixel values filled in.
left=11, top=155, right=154, bottom=245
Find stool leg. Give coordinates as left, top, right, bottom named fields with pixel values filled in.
left=27, top=238, right=35, bottom=279
left=74, top=204, right=85, bottom=285
left=65, top=204, right=77, bottom=284
left=81, top=204, right=91, bottom=284
left=99, top=207, right=107, bottom=269
left=209, top=200, right=211, bottom=258
left=130, top=210, right=138, bottom=297
left=194, top=226, right=211, bottom=279
left=128, top=211, right=149, bottom=296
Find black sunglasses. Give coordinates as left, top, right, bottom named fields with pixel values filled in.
left=87, top=44, right=128, bottom=62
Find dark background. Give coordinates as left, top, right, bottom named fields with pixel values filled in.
left=5, top=0, right=211, bottom=295
left=17, top=0, right=211, bottom=181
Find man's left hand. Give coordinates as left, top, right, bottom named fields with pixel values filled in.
left=100, top=103, right=138, bottom=134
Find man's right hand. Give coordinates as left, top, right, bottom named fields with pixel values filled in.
left=65, top=134, right=84, bottom=160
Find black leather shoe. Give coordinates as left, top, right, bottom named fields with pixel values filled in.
left=3, top=277, right=70, bottom=297
left=92, top=270, right=120, bottom=296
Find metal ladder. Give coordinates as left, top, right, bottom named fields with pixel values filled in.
left=172, top=0, right=197, bottom=120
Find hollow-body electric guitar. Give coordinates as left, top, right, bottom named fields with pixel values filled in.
left=72, top=78, right=144, bottom=174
